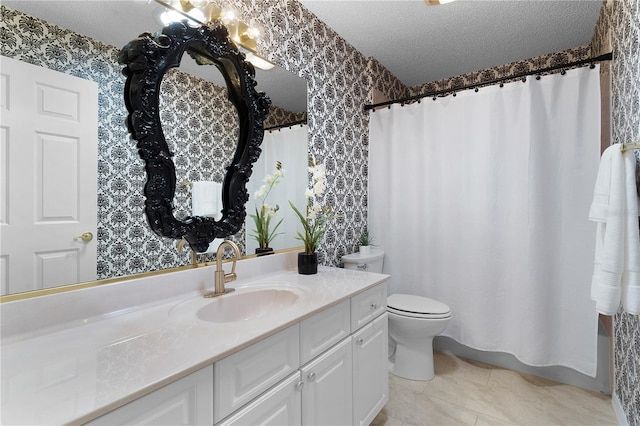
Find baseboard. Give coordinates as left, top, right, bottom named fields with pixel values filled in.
left=612, top=392, right=628, bottom=426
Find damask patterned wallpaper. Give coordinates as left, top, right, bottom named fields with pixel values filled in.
left=1, top=6, right=246, bottom=279
left=6, top=4, right=637, bottom=421
left=3, top=1, right=620, bottom=288
left=0, top=0, right=408, bottom=282
left=408, top=46, right=591, bottom=98
left=215, top=0, right=408, bottom=266
left=591, top=0, right=640, bottom=424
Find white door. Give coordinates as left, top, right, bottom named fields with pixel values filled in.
left=301, top=336, right=353, bottom=426
left=0, top=56, right=98, bottom=295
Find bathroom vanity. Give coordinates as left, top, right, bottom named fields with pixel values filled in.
left=0, top=252, right=389, bottom=425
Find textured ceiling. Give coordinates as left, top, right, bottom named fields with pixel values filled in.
left=299, top=0, right=604, bottom=87
left=5, top=0, right=604, bottom=108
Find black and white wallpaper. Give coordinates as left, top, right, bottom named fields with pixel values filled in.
left=6, top=4, right=639, bottom=422
left=4, top=1, right=627, bottom=314
left=1, top=6, right=247, bottom=279
left=408, top=46, right=592, bottom=97
left=591, top=0, right=640, bottom=424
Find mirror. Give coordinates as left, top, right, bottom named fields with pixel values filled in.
left=0, top=4, right=308, bottom=296
left=119, top=21, right=271, bottom=252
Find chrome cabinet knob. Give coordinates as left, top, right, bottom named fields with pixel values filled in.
left=308, top=372, right=316, bottom=382
left=357, top=337, right=364, bottom=345
left=371, top=302, right=379, bottom=310
left=295, top=381, right=304, bottom=391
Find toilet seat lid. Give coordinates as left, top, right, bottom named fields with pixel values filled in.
left=387, top=294, right=451, bottom=317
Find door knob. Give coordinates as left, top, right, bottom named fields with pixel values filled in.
left=73, top=232, right=93, bottom=242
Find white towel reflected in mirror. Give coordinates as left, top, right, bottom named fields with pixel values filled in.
left=191, top=181, right=224, bottom=254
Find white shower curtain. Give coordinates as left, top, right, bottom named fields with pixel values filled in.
left=246, top=124, right=308, bottom=253
left=369, top=67, right=601, bottom=376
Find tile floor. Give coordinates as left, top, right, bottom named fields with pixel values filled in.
left=372, top=352, right=617, bottom=426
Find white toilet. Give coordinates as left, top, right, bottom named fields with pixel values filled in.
left=387, top=294, right=451, bottom=381
left=341, top=248, right=385, bottom=273
left=342, top=249, right=452, bottom=381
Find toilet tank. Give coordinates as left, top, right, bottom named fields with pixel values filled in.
left=341, top=249, right=384, bottom=273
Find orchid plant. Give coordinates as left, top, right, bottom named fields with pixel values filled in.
left=289, top=157, right=336, bottom=254
left=249, top=161, right=285, bottom=249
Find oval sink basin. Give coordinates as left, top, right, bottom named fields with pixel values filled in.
left=196, top=288, right=302, bottom=323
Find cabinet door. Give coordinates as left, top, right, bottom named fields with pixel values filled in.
left=214, top=324, right=299, bottom=422
left=300, top=337, right=352, bottom=426
left=86, top=365, right=213, bottom=425
left=352, top=313, right=389, bottom=426
left=217, top=372, right=301, bottom=426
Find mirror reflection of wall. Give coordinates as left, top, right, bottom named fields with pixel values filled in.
left=246, top=124, right=308, bottom=254
left=0, top=5, right=308, bottom=296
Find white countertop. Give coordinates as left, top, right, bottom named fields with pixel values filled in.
left=0, top=253, right=389, bottom=425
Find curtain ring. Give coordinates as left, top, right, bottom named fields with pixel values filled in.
left=474, top=88, right=479, bottom=92
left=417, top=99, right=421, bottom=104
left=521, top=77, right=527, bottom=83
left=535, top=75, right=541, bottom=80
left=453, top=92, right=457, bottom=97
left=560, top=69, right=566, bottom=75
left=589, top=63, right=596, bottom=69
left=432, top=97, right=437, bottom=101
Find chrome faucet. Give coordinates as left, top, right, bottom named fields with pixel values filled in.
left=205, top=240, right=240, bottom=298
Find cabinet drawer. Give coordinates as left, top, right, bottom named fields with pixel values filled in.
left=300, top=300, right=350, bottom=364
left=214, top=325, right=300, bottom=423
left=216, top=372, right=301, bottom=426
left=351, top=282, right=387, bottom=331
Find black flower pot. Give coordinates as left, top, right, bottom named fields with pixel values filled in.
left=255, top=247, right=274, bottom=256
left=298, top=252, right=318, bottom=275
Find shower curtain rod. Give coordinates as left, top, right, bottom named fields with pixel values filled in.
left=364, top=52, right=613, bottom=111
left=264, top=119, right=307, bottom=131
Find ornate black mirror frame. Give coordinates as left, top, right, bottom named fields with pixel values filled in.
left=119, top=22, right=271, bottom=253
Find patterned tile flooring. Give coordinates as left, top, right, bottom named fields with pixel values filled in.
left=372, top=352, right=617, bottom=426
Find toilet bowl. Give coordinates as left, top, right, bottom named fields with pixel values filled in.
left=387, top=293, right=451, bottom=381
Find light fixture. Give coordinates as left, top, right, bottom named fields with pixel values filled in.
left=424, top=0, right=457, bottom=5
left=152, top=0, right=276, bottom=70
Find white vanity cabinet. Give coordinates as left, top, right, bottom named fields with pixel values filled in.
left=86, top=281, right=388, bottom=426
left=300, top=336, right=353, bottom=425
left=217, top=372, right=302, bottom=426
left=220, top=282, right=388, bottom=426
left=213, top=324, right=300, bottom=423
left=352, top=312, right=389, bottom=426
left=86, top=365, right=214, bottom=425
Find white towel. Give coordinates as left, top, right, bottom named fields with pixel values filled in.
left=589, top=145, right=640, bottom=315
left=192, top=181, right=222, bottom=220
